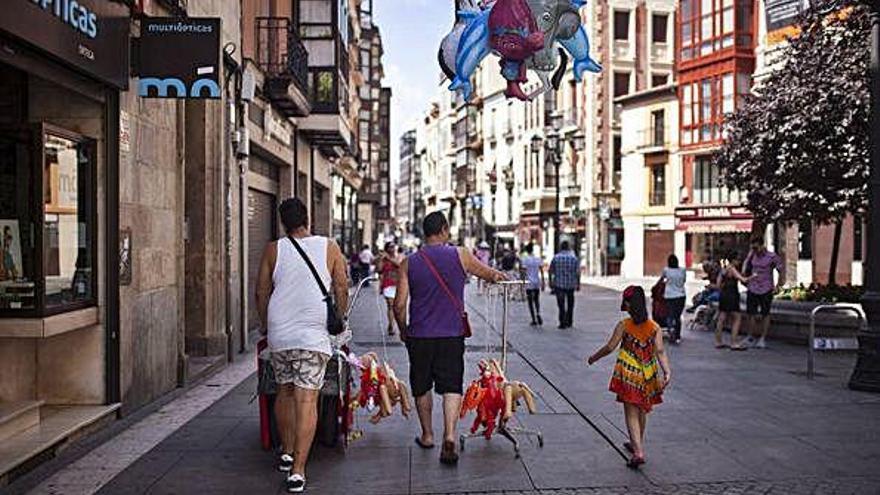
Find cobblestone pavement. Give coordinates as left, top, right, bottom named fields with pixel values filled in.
left=442, top=476, right=880, bottom=494
left=8, top=282, right=880, bottom=495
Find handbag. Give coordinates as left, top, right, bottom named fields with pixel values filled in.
left=419, top=250, right=472, bottom=338
left=289, top=236, right=345, bottom=336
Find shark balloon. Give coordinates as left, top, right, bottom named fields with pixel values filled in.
left=440, top=0, right=602, bottom=102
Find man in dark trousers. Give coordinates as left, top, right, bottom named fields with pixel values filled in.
left=549, top=240, right=580, bottom=329
left=393, top=212, right=506, bottom=465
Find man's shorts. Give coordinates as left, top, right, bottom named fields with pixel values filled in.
left=746, top=291, right=774, bottom=317
left=406, top=337, right=465, bottom=397
left=270, top=349, right=330, bottom=390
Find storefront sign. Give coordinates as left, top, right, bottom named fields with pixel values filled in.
left=0, top=0, right=130, bottom=88
left=676, top=205, right=751, bottom=220
left=119, top=110, right=131, bottom=154
left=119, top=228, right=132, bottom=286
left=138, top=17, right=221, bottom=99
left=264, top=112, right=291, bottom=146
left=765, top=0, right=809, bottom=45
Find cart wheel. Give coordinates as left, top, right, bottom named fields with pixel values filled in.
left=459, top=435, right=466, bottom=451
left=537, top=434, right=544, bottom=448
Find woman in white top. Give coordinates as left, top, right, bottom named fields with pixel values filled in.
left=255, top=198, right=349, bottom=493
left=659, top=255, right=687, bottom=344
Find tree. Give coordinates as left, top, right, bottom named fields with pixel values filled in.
left=714, top=0, right=871, bottom=284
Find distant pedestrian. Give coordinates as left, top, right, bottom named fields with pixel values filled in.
left=359, top=244, right=375, bottom=284
left=587, top=286, right=671, bottom=469
left=377, top=242, right=405, bottom=335
left=349, top=251, right=361, bottom=285
left=716, top=255, right=750, bottom=350
left=521, top=243, right=544, bottom=326
left=658, top=255, right=686, bottom=343
left=475, top=240, right=492, bottom=294
left=393, top=212, right=506, bottom=466
left=742, top=236, right=785, bottom=349
left=255, top=198, right=349, bottom=493
left=549, top=241, right=580, bottom=329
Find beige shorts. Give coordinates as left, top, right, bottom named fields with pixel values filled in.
left=270, top=349, right=330, bottom=390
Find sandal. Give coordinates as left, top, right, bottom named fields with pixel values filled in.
left=715, top=343, right=728, bottom=349
left=414, top=437, right=434, bottom=449
left=729, top=345, right=748, bottom=351
left=626, top=455, right=646, bottom=469
left=440, top=440, right=459, bottom=465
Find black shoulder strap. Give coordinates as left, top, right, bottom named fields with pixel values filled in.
left=288, top=236, right=330, bottom=299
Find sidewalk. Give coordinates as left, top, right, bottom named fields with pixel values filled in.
left=10, top=283, right=880, bottom=494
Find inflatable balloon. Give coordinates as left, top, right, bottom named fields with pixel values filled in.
left=439, top=0, right=602, bottom=102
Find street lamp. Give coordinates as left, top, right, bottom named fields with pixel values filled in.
left=850, top=0, right=880, bottom=392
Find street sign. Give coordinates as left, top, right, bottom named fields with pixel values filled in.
left=137, top=17, right=221, bottom=99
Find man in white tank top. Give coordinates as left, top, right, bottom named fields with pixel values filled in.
left=255, top=198, right=349, bottom=493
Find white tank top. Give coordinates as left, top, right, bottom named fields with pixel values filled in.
left=267, top=236, right=332, bottom=356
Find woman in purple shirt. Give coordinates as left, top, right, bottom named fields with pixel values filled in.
left=393, top=212, right=506, bottom=466
left=743, top=236, right=785, bottom=349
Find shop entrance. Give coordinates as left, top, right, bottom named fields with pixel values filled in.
left=247, top=188, right=277, bottom=332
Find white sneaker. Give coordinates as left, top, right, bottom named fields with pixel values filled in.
left=754, top=338, right=767, bottom=349
left=278, top=453, right=294, bottom=472
left=286, top=473, right=306, bottom=493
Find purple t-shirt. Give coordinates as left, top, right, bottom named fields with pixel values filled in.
left=407, top=245, right=467, bottom=339
left=744, top=250, right=781, bottom=295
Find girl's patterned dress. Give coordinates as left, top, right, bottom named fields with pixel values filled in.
left=609, top=318, right=664, bottom=412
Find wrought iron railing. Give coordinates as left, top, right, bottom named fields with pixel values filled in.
left=256, top=17, right=309, bottom=95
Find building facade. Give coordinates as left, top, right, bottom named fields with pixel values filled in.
left=0, top=0, right=387, bottom=483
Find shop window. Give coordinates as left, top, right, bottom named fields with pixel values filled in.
left=649, top=164, right=666, bottom=206
left=614, top=11, right=630, bottom=41
left=612, top=135, right=622, bottom=190
left=0, top=126, right=96, bottom=315
left=652, top=14, right=669, bottom=43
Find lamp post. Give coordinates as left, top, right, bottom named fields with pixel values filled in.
left=850, top=0, right=880, bottom=392
left=531, top=112, right=585, bottom=254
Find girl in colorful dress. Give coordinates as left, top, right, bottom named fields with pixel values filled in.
left=588, top=285, right=671, bottom=468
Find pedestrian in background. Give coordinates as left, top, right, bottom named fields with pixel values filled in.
left=549, top=240, right=580, bottom=329
left=743, top=236, right=785, bottom=349
left=393, top=212, right=507, bottom=466
left=587, top=286, right=671, bottom=469
left=716, top=254, right=750, bottom=350
left=377, top=242, right=404, bottom=336
left=658, top=255, right=686, bottom=343
left=475, top=240, right=492, bottom=294
left=358, top=244, right=375, bottom=284
left=255, top=198, right=349, bottom=493
left=521, top=243, right=544, bottom=326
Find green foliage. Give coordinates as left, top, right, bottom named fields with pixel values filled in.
left=776, top=283, right=865, bottom=303
left=713, top=0, right=871, bottom=225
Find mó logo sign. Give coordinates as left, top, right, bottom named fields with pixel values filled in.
left=31, top=0, right=98, bottom=39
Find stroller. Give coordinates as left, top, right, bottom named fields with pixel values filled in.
left=257, top=274, right=376, bottom=452
left=651, top=281, right=668, bottom=331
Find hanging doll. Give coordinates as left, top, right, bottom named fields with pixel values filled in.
left=502, top=381, right=537, bottom=420
left=461, top=359, right=507, bottom=438
left=355, top=352, right=411, bottom=424
left=488, top=0, right=545, bottom=100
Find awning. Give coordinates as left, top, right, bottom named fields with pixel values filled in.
left=677, top=219, right=753, bottom=233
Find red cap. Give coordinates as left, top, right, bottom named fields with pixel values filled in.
left=621, top=285, right=638, bottom=311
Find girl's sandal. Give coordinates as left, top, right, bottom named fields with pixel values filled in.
left=729, top=345, right=747, bottom=351
left=627, top=455, right=646, bottom=469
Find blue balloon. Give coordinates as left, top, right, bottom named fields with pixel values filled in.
left=448, top=8, right=491, bottom=101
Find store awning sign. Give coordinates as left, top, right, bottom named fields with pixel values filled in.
left=137, top=17, right=221, bottom=99
left=0, top=0, right=130, bottom=89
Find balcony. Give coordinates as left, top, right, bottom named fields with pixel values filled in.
left=636, top=126, right=671, bottom=151
left=256, top=18, right=311, bottom=117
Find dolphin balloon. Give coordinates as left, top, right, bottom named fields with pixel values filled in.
left=440, top=0, right=601, bottom=102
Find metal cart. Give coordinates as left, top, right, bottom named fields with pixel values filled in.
left=460, top=280, right=544, bottom=457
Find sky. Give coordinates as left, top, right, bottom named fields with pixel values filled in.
left=373, top=0, right=455, bottom=183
